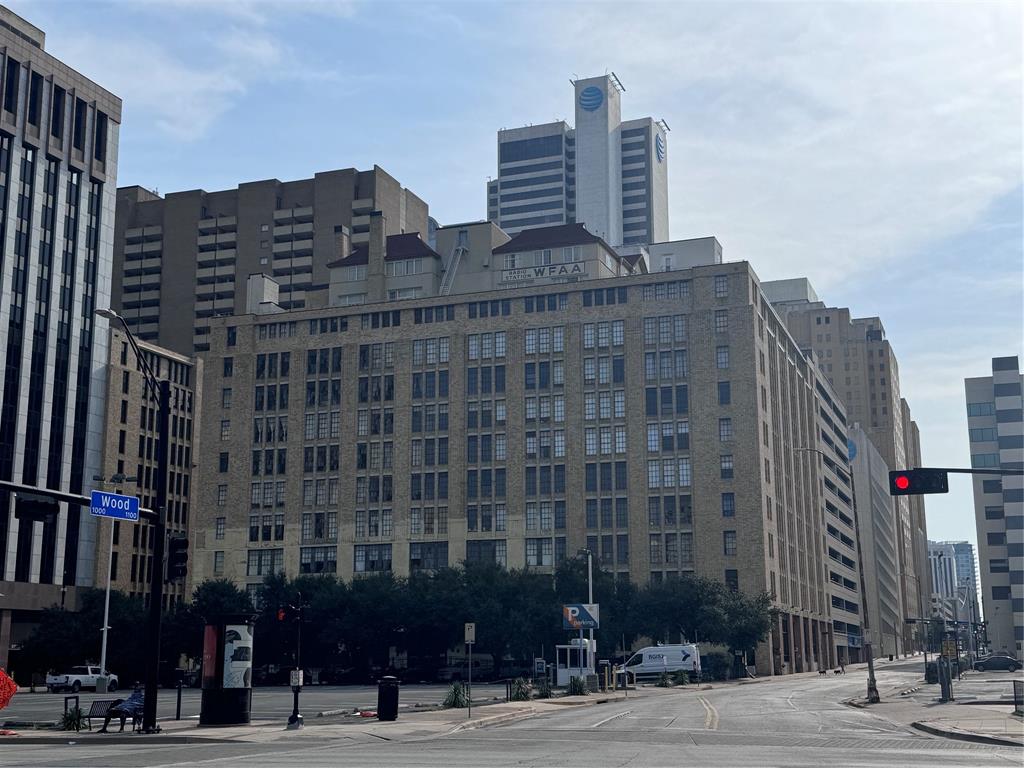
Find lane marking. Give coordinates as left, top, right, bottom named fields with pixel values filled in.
left=591, top=710, right=632, bottom=728
left=698, top=697, right=719, bottom=730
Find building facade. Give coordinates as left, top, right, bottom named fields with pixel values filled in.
left=810, top=364, right=862, bottom=664
left=112, top=166, right=429, bottom=354
left=764, top=278, right=929, bottom=652
left=965, top=355, right=1023, bottom=656
left=92, top=328, right=201, bottom=608
left=0, top=7, right=121, bottom=669
left=487, top=74, right=669, bottom=247
left=848, top=423, right=905, bottom=657
left=928, top=540, right=959, bottom=621
left=192, top=255, right=836, bottom=675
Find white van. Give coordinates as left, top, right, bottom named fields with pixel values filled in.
left=616, top=644, right=701, bottom=680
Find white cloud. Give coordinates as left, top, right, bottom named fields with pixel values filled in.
left=510, top=1, right=1022, bottom=291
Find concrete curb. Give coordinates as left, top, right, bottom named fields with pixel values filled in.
left=0, top=733, right=236, bottom=745
left=911, top=720, right=1023, bottom=749
left=448, top=708, right=536, bottom=733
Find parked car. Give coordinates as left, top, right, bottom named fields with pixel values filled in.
left=46, top=665, right=119, bottom=693
left=973, top=654, right=1020, bottom=672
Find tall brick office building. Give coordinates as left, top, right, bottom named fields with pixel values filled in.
left=190, top=224, right=836, bottom=675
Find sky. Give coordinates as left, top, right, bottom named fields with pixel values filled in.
left=12, top=0, right=1022, bottom=556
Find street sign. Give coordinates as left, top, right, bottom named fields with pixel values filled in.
left=90, top=490, right=140, bottom=521
left=562, top=603, right=600, bottom=630
left=534, top=657, right=546, bottom=677
left=465, top=622, right=475, bottom=644
left=941, top=640, right=957, bottom=658
left=290, top=669, right=303, bottom=688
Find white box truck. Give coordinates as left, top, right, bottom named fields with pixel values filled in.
left=616, top=644, right=701, bottom=681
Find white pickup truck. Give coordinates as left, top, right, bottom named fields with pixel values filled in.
left=46, top=665, right=119, bottom=693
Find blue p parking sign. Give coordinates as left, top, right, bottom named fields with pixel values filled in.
left=562, top=603, right=600, bottom=630
left=90, top=490, right=140, bottom=521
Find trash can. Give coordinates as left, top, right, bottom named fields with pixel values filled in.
left=377, top=676, right=399, bottom=721
left=925, top=661, right=938, bottom=684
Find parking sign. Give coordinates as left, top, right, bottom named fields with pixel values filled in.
left=562, top=604, right=600, bottom=630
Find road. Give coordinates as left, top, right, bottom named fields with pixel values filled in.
left=3, top=659, right=1022, bottom=767
left=2, top=683, right=509, bottom=724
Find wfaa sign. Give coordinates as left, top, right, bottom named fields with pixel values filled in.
left=562, top=603, right=600, bottom=630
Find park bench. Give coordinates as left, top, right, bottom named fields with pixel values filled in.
left=84, top=699, right=116, bottom=731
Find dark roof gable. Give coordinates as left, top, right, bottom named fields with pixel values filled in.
left=491, top=223, right=607, bottom=255
left=327, top=233, right=440, bottom=268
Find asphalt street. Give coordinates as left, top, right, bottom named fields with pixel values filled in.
left=3, top=658, right=1022, bottom=767
left=1, top=683, right=509, bottom=724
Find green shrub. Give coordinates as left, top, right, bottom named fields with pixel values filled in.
left=59, top=706, right=85, bottom=732
left=510, top=677, right=532, bottom=701
left=702, top=651, right=731, bottom=681
left=535, top=677, right=552, bottom=699
left=442, top=681, right=469, bottom=708
left=671, top=670, right=689, bottom=686
left=567, top=675, right=589, bottom=696
left=656, top=671, right=672, bottom=687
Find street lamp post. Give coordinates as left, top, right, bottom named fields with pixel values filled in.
left=577, top=548, right=594, bottom=678
left=96, top=308, right=170, bottom=734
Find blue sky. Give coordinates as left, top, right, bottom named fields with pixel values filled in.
left=15, top=0, right=1022, bottom=552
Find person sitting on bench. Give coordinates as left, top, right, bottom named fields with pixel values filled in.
left=97, top=686, right=145, bottom=733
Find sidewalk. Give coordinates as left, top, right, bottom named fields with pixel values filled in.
left=0, top=688, right=651, bottom=745
left=846, top=678, right=1023, bottom=748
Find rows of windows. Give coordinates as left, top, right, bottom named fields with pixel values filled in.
left=468, top=332, right=507, bottom=359
left=466, top=468, right=507, bottom=499
left=649, top=532, right=694, bottom=568
left=585, top=426, right=627, bottom=455
left=305, top=348, right=342, bottom=377
left=409, top=506, right=449, bottom=535
left=301, top=511, right=338, bottom=541
left=583, top=321, right=624, bottom=348
left=642, top=281, right=690, bottom=301
left=412, top=337, right=450, bottom=365
left=647, top=458, right=693, bottom=488
left=583, top=390, right=625, bottom=420
left=467, top=503, right=507, bottom=532
left=302, top=478, right=340, bottom=506
left=414, top=305, right=455, bottom=324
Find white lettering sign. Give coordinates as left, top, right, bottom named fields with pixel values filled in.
left=502, top=263, right=585, bottom=283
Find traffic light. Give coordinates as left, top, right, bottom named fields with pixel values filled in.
left=889, top=469, right=949, bottom=496
left=277, top=604, right=301, bottom=622
left=167, top=535, right=189, bottom=580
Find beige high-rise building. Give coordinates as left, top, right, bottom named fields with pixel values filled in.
left=191, top=225, right=838, bottom=675
left=763, top=278, right=929, bottom=653
left=93, top=328, right=202, bottom=608
left=112, top=166, right=429, bottom=355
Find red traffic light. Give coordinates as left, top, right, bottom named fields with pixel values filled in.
left=889, top=469, right=949, bottom=496
left=277, top=608, right=287, bottom=622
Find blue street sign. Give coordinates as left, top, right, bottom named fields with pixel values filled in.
left=90, top=490, right=140, bottom=521
left=562, top=603, right=600, bottom=630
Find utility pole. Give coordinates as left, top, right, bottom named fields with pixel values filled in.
left=96, top=308, right=170, bottom=734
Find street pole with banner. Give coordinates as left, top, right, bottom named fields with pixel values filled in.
left=465, top=622, right=475, bottom=719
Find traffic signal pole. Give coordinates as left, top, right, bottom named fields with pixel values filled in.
left=141, top=379, right=170, bottom=734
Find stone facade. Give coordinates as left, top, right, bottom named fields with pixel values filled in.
left=92, top=328, right=201, bottom=609
left=191, top=261, right=835, bottom=675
